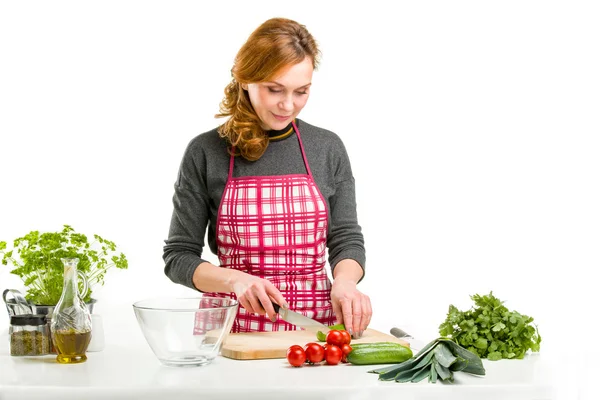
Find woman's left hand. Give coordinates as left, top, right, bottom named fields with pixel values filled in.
left=330, top=278, right=372, bottom=338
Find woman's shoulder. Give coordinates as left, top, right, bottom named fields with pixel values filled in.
left=297, top=119, right=345, bottom=143
left=296, top=119, right=347, bottom=152
left=181, top=126, right=229, bottom=161
left=186, top=126, right=225, bottom=150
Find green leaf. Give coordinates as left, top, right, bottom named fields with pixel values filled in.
left=1, top=225, right=129, bottom=305
left=434, top=361, right=453, bottom=382
left=433, top=342, right=457, bottom=368
left=439, top=340, right=486, bottom=376
left=438, top=292, right=542, bottom=361
left=392, top=367, right=422, bottom=383
left=410, top=366, right=431, bottom=383
left=429, top=362, right=438, bottom=383
left=492, top=322, right=506, bottom=332
left=449, top=356, right=469, bottom=372
left=474, top=337, right=488, bottom=349
left=377, top=347, right=436, bottom=381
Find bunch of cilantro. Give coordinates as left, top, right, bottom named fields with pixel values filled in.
left=438, top=292, right=541, bottom=361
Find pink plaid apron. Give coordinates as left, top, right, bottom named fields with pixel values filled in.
left=202, top=121, right=336, bottom=333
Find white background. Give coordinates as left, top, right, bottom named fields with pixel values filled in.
left=0, top=0, right=598, bottom=379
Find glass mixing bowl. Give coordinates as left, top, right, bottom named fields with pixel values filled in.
left=133, top=296, right=238, bottom=367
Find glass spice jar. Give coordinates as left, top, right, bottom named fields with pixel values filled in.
left=9, top=314, right=51, bottom=356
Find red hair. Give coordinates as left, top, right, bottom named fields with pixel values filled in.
left=215, top=18, right=320, bottom=161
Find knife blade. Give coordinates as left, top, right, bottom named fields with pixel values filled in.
left=272, top=302, right=330, bottom=333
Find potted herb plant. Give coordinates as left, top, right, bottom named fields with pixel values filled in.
left=1, top=224, right=128, bottom=315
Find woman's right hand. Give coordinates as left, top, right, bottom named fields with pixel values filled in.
left=231, top=271, right=288, bottom=322
left=192, top=261, right=287, bottom=321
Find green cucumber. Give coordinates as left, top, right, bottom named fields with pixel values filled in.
left=347, top=343, right=413, bottom=365
left=316, top=323, right=346, bottom=342
left=350, top=341, right=407, bottom=349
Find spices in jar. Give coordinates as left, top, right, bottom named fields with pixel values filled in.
left=9, top=314, right=51, bottom=356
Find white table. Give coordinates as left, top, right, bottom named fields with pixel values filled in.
left=0, top=306, right=583, bottom=400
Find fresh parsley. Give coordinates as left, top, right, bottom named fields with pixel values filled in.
left=438, top=292, right=541, bottom=361
left=1, top=225, right=128, bottom=305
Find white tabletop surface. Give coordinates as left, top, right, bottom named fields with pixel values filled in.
left=0, top=304, right=589, bottom=400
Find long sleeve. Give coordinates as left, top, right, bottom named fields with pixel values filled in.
left=162, top=140, right=212, bottom=291
left=324, top=140, right=366, bottom=280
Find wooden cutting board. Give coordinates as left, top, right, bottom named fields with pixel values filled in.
left=220, top=328, right=409, bottom=360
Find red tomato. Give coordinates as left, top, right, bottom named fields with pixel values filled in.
left=341, top=344, right=352, bottom=355
left=339, top=330, right=352, bottom=345
left=304, top=343, right=325, bottom=364
left=326, top=330, right=344, bottom=347
left=324, top=344, right=343, bottom=365
left=286, top=345, right=306, bottom=367
left=340, top=343, right=352, bottom=363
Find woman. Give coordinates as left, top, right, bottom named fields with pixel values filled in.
left=163, top=18, right=371, bottom=338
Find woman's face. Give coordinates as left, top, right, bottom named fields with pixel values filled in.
left=243, top=57, right=313, bottom=131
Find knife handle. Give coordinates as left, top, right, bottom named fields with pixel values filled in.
left=390, top=327, right=413, bottom=339
left=271, top=301, right=280, bottom=313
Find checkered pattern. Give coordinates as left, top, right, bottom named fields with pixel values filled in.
left=204, top=122, right=336, bottom=333
left=193, top=297, right=229, bottom=335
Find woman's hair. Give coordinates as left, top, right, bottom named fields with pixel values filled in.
left=215, top=18, right=320, bottom=161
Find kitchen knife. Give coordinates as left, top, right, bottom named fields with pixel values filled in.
left=272, top=302, right=330, bottom=333
left=390, top=327, right=413, bottom=339
left=390, top=327, right=424, bottom=352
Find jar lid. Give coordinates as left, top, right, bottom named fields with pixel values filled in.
left=10, top=314, right=47, bottom=326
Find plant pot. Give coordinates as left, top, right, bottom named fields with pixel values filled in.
left=4, top=298, right=97, bottom=317
left=33, top=298, right=97, bottom=318
left=3, top=289, right=97, bottom=318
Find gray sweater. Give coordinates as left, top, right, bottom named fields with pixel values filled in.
left=163, top=119, right=366, bottom=290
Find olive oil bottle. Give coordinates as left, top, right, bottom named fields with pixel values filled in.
left=53, top=329, right=92, bottom=362
left=50, top=258, right=92, bottom=364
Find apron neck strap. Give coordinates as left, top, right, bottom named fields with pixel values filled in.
left=227, top=121, right=313, bottom=179
left=292, top=120, right=313, bottom=178
left=228, top=147, right=235, bottom=179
